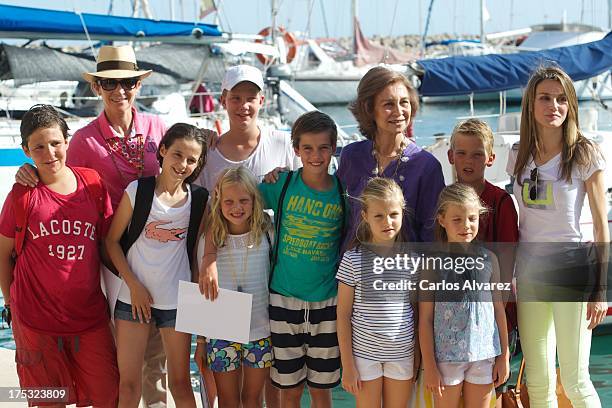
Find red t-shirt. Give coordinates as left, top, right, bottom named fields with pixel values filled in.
left=0, top=167, right=113, bottom=336
left=478, top=180, right=519, bottom=243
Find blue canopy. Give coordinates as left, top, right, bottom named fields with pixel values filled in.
left=417, top=32, right=612, bottom=96
left=0, top=4, right=222, bottom=42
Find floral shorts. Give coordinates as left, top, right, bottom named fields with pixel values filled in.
left=206, top=337, right=273, bottom=372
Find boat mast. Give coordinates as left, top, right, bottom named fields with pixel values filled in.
left=352, top=0, right=358, bottom=56
left=421, top=0, right=435, bottom=56
left=480, top=0, right=486, bottom=45
left=271, top=0, right=278, bottom=45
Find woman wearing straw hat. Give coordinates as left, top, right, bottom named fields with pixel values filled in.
left=15, top=45, right=170, bottom=408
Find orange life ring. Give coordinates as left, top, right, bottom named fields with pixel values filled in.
left=255, top=26, right=297, bottom=65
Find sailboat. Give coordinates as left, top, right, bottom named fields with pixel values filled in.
left=261, top=0, right=415, bottom=105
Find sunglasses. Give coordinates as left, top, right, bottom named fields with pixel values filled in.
left=97, top=78, right=139, bottom=91
left=529, top=167, right=538, bottom=200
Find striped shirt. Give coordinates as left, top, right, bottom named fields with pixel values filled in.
left=197, top=232, right=271, bottom=341
left=336, top=246, right=417, bottom=362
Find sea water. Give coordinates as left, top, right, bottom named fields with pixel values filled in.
left=322, top=100, right=612, bottom=147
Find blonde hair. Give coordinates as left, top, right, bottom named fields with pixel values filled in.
left=450, top=118, right=494, bottom=157
left=209, top=167, right=271, bottom=247
left=513, top=65, right=602, bottom=183
left=355, top=177, right=406, bottom=245
left=434, top=183, right=487, bottom=242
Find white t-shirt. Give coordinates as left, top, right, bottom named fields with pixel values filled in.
left=195, top=127, right=302, bottom=191
left=197, top=232, right=272, bottom=341
left=336, top=246, right=417, bottom=362
left=506, top=145, right=605, bottom=243
left=118, top=180, right=192, bottom=309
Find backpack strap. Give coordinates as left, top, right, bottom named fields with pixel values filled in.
left=270, top=171, right=294, bottom=280
left=335, top=174, right=346, bottom=238
left=120, top=176, right=156, bottom=254
left=187, top=185, right=209, bottom=271
left=12, top=184, right=32, bottom=257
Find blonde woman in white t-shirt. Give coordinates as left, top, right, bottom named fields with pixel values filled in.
left=508, top=65, right=608, bottom=407
left=195, top=166, right=273, bottom=408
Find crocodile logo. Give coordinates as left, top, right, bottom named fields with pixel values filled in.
left=144, top=221, right=187, bottom=243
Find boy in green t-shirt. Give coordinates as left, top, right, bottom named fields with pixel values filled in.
left=259, top=111, right=346, bottom=407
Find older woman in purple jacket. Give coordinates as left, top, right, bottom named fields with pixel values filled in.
left=337, top=66, right=445, bottom=246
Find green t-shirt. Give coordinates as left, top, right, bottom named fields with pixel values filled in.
left=259, top=169, right=347, bottom=301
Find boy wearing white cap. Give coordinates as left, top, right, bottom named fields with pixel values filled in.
left=194, top=65, right=300, bottom=190
left=196, top=65, right=300, bottom=408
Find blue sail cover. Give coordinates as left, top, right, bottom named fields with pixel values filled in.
left=418, top=32, right=612, bottom=96
left=0, top=4, right=222, bottom=39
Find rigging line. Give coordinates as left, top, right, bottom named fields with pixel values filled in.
left=304, top=0, right=316, bottom=38
left=288, top=0, right=316, bottom=76
left=320, top=0, right=330, bottom=39
left=72, top=1, right=98, bottom=61
left=388, top=0, right=400, bottom=37
left=217, top=0, right=232, bottom=33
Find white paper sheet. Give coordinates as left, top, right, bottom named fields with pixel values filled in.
left=175, top=281, right=252, bottom=344
left=101, top=265, right=123, bottom=322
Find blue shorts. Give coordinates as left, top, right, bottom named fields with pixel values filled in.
left=113, top=300, right=176, bottom=328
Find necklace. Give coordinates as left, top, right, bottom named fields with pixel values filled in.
left=371, top=137, right=409, bottom=181
left=228, top=233, right=250, bottom=292
left=99, top=119, right=145, bottom=184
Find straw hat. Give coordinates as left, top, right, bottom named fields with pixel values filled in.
left=82, top=45, right=152, bottom=83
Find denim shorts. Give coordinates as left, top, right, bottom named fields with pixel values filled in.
left=114, top=300, right=176, bottom=328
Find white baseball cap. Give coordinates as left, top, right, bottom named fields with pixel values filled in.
left=221, top=65, right=265, bottom=92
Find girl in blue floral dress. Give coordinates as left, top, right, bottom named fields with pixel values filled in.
left=419, top=183, right=509, bottom=408
left=194, top=166, right=273, bottom=407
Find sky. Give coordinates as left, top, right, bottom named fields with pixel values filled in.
left=1, top=0, right=611, bottom=39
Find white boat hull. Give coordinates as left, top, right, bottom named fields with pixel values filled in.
left=284, top=78, right=360, bottom=105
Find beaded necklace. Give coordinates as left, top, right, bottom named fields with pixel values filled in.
left=371, top=137, right=410, bottom=181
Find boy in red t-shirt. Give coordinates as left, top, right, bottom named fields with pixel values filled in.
left=447, top=118, right=518, bottom=243
left=0, top=105, right=118, bottom=407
